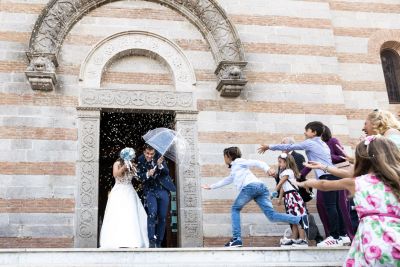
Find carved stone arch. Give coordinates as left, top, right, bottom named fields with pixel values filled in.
left=79, top=31, right=196, bottom=91
left=25, top=0, right=247, bottom=96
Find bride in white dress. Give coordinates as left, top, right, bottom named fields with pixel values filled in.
left=100, top=155, right=149, bottom=248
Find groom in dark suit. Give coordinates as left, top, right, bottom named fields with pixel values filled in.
left=137, top=144, right=176, bottom=248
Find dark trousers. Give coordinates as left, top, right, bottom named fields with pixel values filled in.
left=145, top=188, right=169, bottom=245
left=319, top=174, right=346, bottom=239
left=348, top=198, right=360, bottom=233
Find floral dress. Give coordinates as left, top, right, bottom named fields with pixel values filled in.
left=345, top=174, right=400, bottom=267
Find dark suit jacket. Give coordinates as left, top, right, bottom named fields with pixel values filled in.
left=137, top=153, right=176, bottom=192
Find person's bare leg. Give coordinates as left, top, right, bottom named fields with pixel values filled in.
left=292, top=224, right=299, bottom=239
left=298, top=226, right=306, bottom=240
left=290, top=224, right=300, bottom=239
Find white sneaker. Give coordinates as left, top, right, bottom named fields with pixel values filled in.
left=279, top=227, right=294, bottom=246
left=339, top=235, right=351, bottom=246
left=317, top=236, right=342, bottom=247
left=292, top=239, right=308, bottom=247
left=280, top=236, right=294, bottom=246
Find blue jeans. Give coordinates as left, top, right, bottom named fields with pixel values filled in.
left=145, top=188, right=169, bottom=245
left=231, top=183, right=300, bottom=239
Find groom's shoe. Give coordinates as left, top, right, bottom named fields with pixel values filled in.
left=156, top=242, right=162, bottom=248
left=149, top=241, right=157, bottom=248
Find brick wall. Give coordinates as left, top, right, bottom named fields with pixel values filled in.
left=0, top=0, right=398, bottom=247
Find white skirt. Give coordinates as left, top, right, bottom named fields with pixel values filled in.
left=100, top=183, right=149, bottom=248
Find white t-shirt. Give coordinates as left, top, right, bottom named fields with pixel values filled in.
left=279, top=169, right=297, bottom=192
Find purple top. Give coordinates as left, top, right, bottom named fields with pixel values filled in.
left=326, top=137, right=346, bottom=164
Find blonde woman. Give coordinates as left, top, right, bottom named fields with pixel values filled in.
left=322, top=109, right=400, bottom=179
left=363, top=109, right=400, bottom=148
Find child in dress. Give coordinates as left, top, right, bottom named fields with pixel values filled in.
left=298, top=136, right=400, bottom=266
left=202, top=146, right=309, bottom=247
left=275, top=152, right=308, bottom=246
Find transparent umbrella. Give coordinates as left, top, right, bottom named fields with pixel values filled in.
left=143, top=127, right=189, bottom=165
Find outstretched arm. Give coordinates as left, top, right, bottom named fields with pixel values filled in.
left=202, top=174, right=234, bottom=190
left=304, top=161, right=354, bottom=178
left=258, top=140, right=311, bottom=154
left=297, top=178, right=355, bottom=196
left=335, top=144, right=355, bottom=164
left=237, top=159, right=271, bottom=173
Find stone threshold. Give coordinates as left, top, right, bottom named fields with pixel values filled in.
left=0, top=247, right=349, bottom=267
left=0, top=247, right=349, bottom=252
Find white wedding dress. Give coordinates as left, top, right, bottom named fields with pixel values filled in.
left=100, top=172, right=149, bottom=248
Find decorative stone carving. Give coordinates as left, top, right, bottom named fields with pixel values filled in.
left=25, top=56, right=57, bottom=91
left=80, top=89, right=195, bottom=111
left=175, top=112, right=203, bottom=247
left=75, top=108, right=100, bottom=248
left=184, top=193, right=197, bottom=207
left=79, top=31, right=196, bottom=91
left=26, top=0, right=247, bottom=96
left=215, top=61, right=248, bottom=97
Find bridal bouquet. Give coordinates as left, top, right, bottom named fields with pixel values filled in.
left=120, top=147, right=136, bottom=172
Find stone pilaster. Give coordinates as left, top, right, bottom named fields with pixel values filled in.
left=75, top=108, right=100, bottom=248
left=175, top=111, right=203, bottom=247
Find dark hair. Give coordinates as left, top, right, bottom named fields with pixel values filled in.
left=223, top=147, right=242, bottom=161
left=321, top=125, right=332, bottom=142
left=116, top=158, right=124, bottom=166
left=143, top=144, right=154, bottom=151
left=305, top=121, right=324, bottom=136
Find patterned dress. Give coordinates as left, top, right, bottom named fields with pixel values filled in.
left=345, top=174, right=400, bottom=267
left=280, top=169, right=307, bottom=216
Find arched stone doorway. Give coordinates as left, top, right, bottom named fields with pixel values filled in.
left=25, top=0, right=247, bottom=97
left=76, top=31, right=201, bottom=247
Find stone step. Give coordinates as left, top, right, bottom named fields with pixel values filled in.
left=0, top=247, right=349, bottom=267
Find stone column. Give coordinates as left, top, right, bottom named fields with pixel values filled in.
left=175, top=111, right=203, bottom=247
left=75, top=108, right=100, bottom=247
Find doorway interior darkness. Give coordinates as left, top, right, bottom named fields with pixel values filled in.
left=98, top=110, right=177, bottom=247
